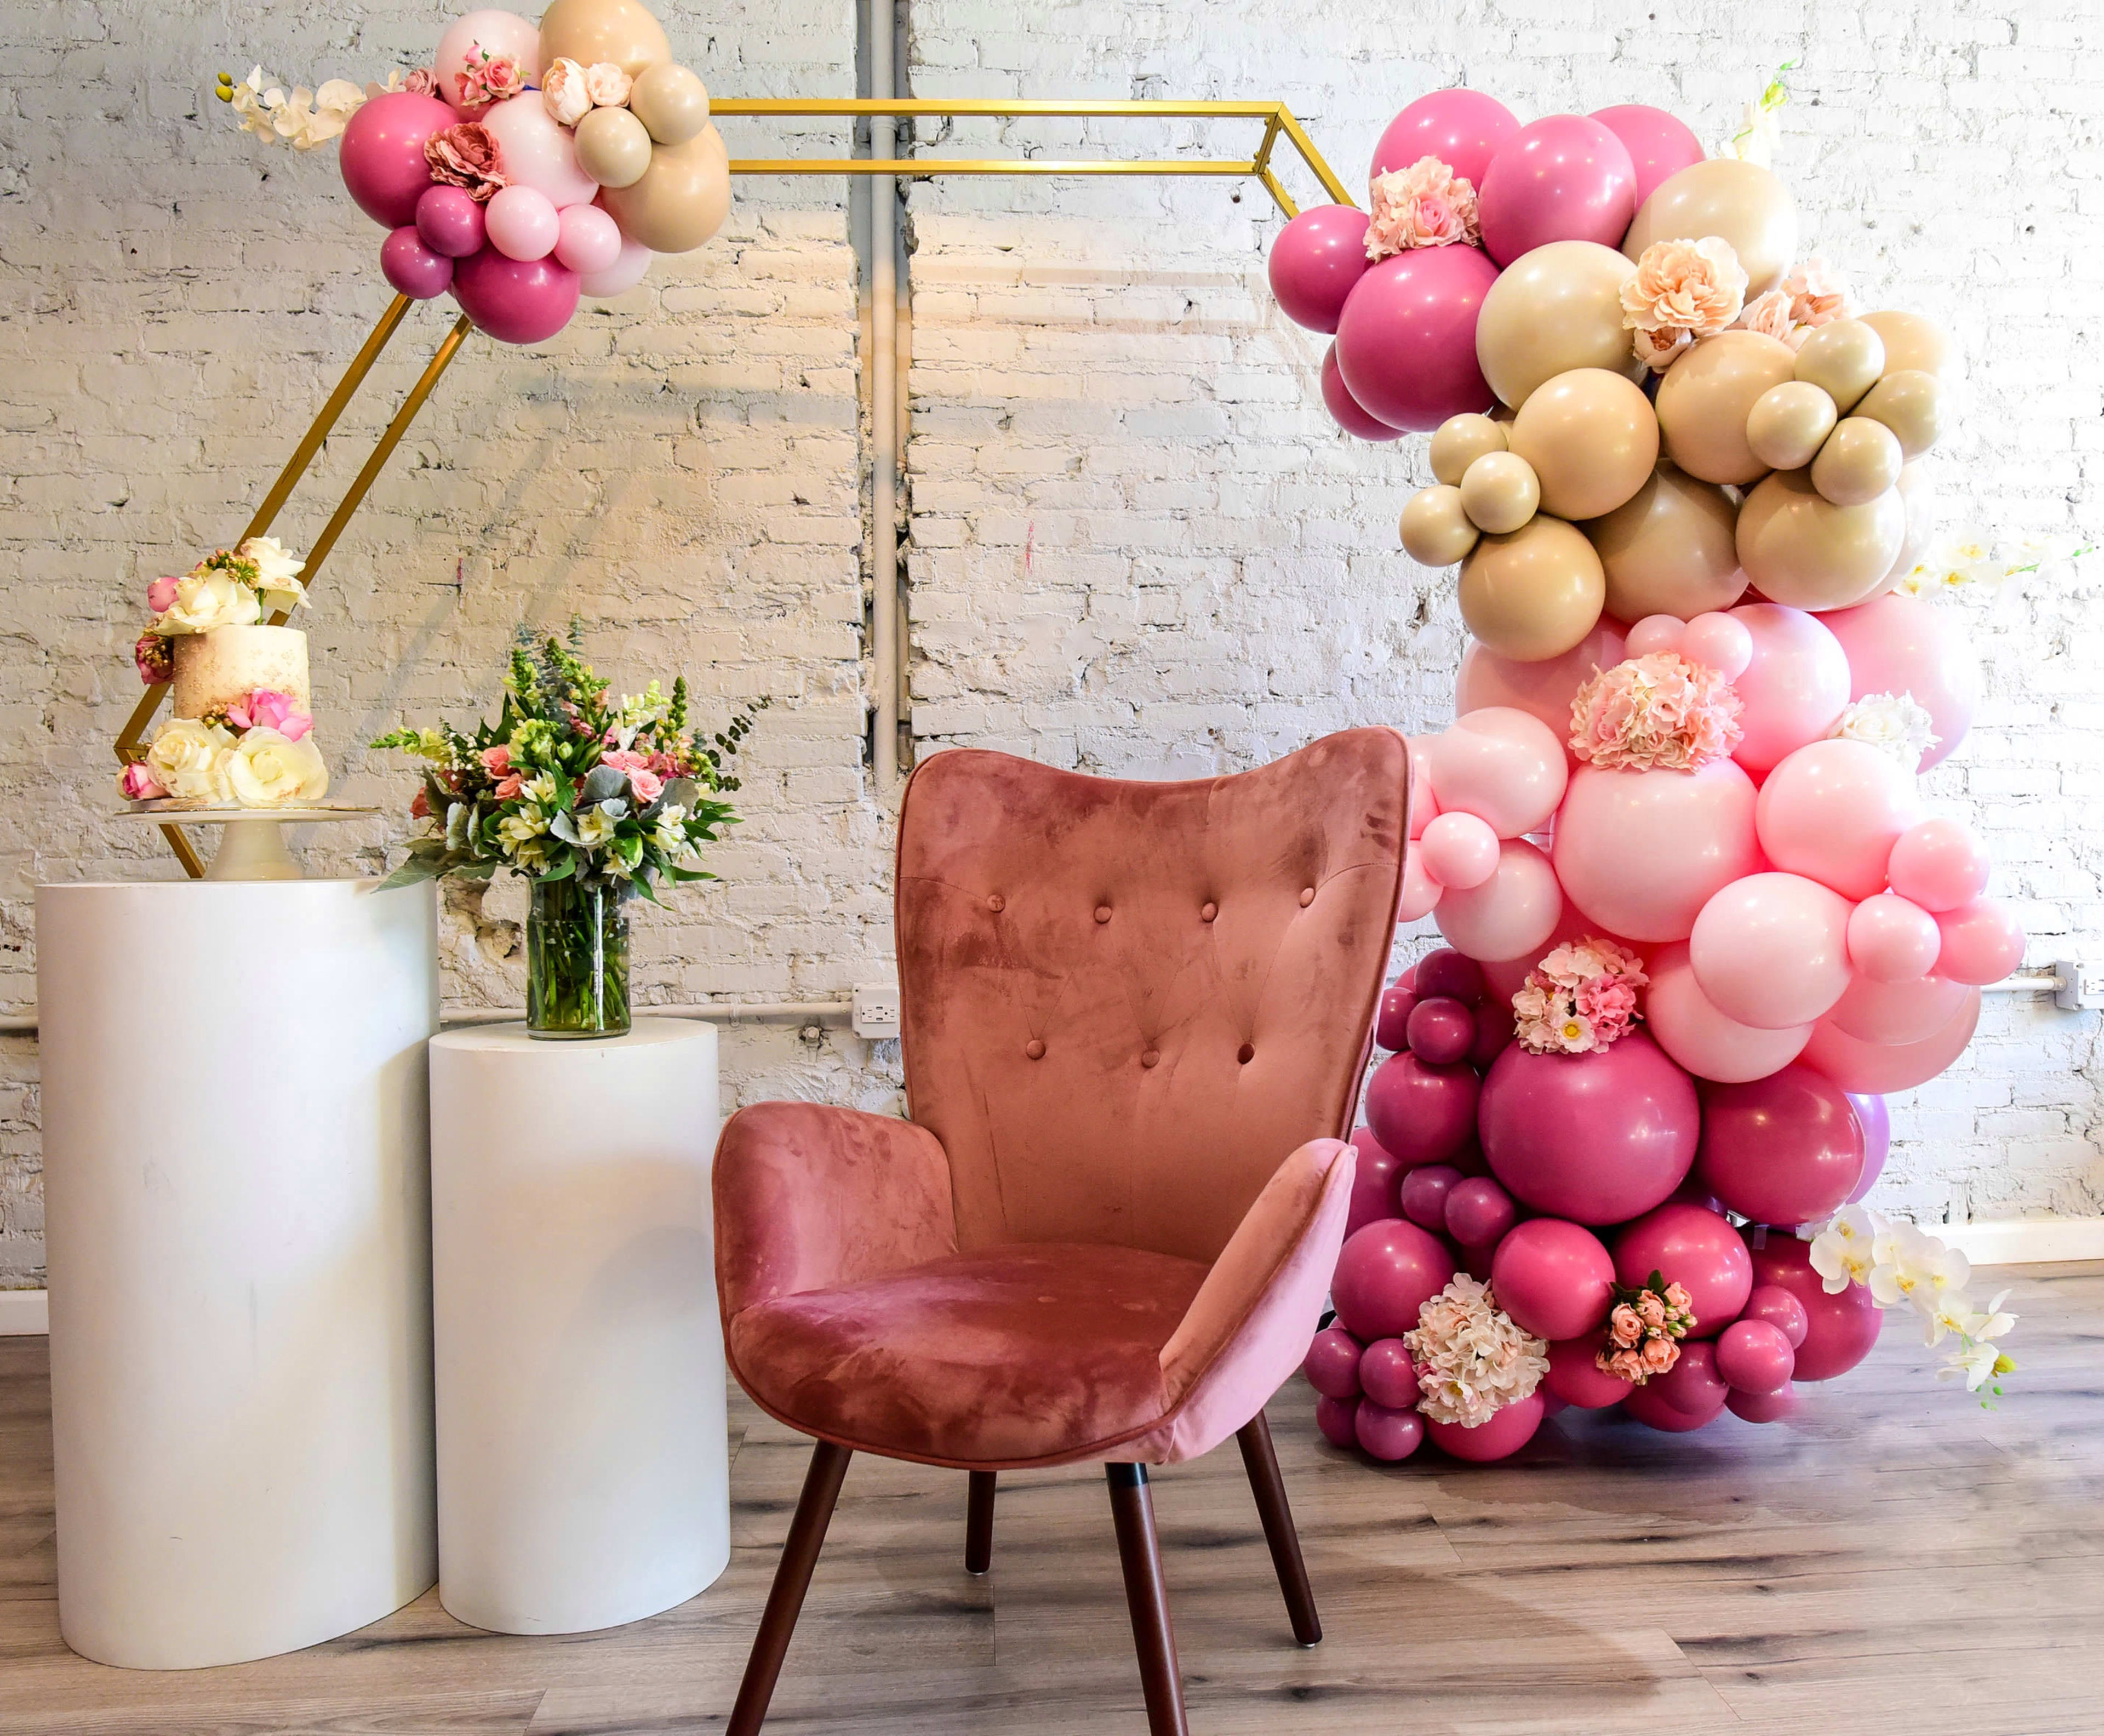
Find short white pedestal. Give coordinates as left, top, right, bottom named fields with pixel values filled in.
left=36, top=880, right=441, bottom=1670
left=428, top=1019, right=729, bottom=1635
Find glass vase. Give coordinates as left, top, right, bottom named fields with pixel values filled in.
left=526, top=877, right=631, bottom=1040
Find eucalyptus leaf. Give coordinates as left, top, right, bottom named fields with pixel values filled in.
left=581, top=764, right=627, bottom=804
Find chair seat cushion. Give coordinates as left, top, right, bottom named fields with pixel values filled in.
left=727, top=1242, right=1210, bottom=1469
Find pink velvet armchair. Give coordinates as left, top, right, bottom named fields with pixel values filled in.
left=714, top=728, right=1410, bottom=1734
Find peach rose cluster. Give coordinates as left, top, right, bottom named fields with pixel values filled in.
left=1597, top=1280, right=1697, bottom=1384
left=1365, top=156, right=1481, bottom=258
left=1733, top=254, right=1855, bottom=349
left=1621, top=236, right=1749, bottom=373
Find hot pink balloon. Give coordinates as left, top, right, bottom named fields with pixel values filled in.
left=1331, top=1218, right=1459, bottom=1341
left=1475, top=115, right=1638, bottom=266
left=1588, top=104, right=1706, bottom=208
left=484, top=182, right=561, bottom=262
left=1430, top=707, right=1569, bottom=838
left=380, top=226, right=454, bottom=299
left=416, top=182, right=487, bottom=258
left=1690, top=872, right=1854, bottom=1030
left=1623, top=614, right=1686, bottom=656
left=1320, top=343, right=1401, bottom=441
left=1398, top=850, right=1443, bottom=923
left=1553, top=760, right=1762, bottom=942
left=1624, top=1376, right=1725, bottom=1431
left=1696, top=1064, right=1866, bottom=1226
left=1400, top=1164, right=1464, bottom=1232
left=1491, top=1217, right=1615, bottom=1341
left=1756, top=739, right=1924, bottom=901
left=433, top=8, right=542, bottom=115
left=1407, top=997, right=1478, bottom=1065
left=1444, top=1176, right=1517, bottom=1248
left=1470, top=1000, right=1514, bottom=1070
left=1426, top=1390, right=1545, bottom=1460
left=1934, top=898, right=2024, bottom=985
left=1333, top=245, right=1500, bottom=433
left=1268, top=204, right=1373, bottom=333
left=1456, top=620, right=1628, bottom=744
left=1314, top=1392, right=1359, bottom=1447
left=1345, top=1127, right=1406, bottom=1239
left=554, top=201, right=624, bottom=275
left=339, top=92, right=459, bottom=230
left=1357, top=1337, right=1420, bottom=1410
left=1726, top=1382, right=1798, bottom=1423
left=1825, top=969, right=1971, bottom=1046
left=1419, top=949, right=1488, bottom=1004
left=1612, top=1203, right=1752, bottom=1340
left=1847, top=893, right=1942, bottom=982
left=1643, top=939, right=1812, bottom=1083
left=580, top=235, right=653, bottom=299
left=1745, top=1231, right=1883, bottom=1380
left=1802, top=987, right=1982, bottom=1094
left=1886, top=818, right=1991, bottom=912
left=1376, top=985, right=1419, bottom=1052
left=1680, top=611, right=1753, bottom=679
left=1730, top=604, right=1852, bottom=774
left=1822, top=591, right=1977, bottom=772
left=1741, top=1283, right=1810, bottom=1347
left=481, top=93, right=599, bottom=209
left=1302, top=1324, right=1364, bottom=1398
left=1363, top=1050, right=1480, bottom=1168
left=451, top=247, right=581, bottom=345
left=1546, top=1337, right=1631, bottom=1408
left=1436, top=837, right=1562, bottom=961
left=1846, top=1093, right=1890, bottom=1202
left=1716, top=1318, right=1796, bottom=1395
left=1371, top=88, right=1521, bottom=186
left=1417, top=810, right=1501, bottom=890
left=1650, top=1338, right=1731, bottom=1418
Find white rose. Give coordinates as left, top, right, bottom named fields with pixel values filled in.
left=1832, top=692, right=1937, bottom=766
left=144, top=718, right=238, bottom=801
left=584, top=61, right=632, bottom=106
left=540, top=56, right=591, bottom=127
left=238, top=535, right=306, bottom=611
left=157, top=569, right=261, bottom=635
left=222, top=727, right=329, bottom=806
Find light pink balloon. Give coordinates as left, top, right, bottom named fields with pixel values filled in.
left=1886, top=818, right=1991, bottom=911
left=433, top=9, right=542, bottom=115
left=1934, top=899, right=2025, bottom=985
left=1730, top=604, right=1852, bottom=774
left=1551, top=760, right=1762, bottom=943
left=1455, top=619, right=1627, bottom=745
left=1690, top=872, right=1854, bottom=1030
left=554, top=201, right=624, bottom=275
left=1398, top=850, right=1443, bottom=924
left=1680, top=612, right=1753, bottom=679
left=1625, top=614, right=1686, bottom=656
left=1802, top=987, right=1982, bottom=1094
left=1436, top=837, right=1562, bottom=961
left=1755, top=739, right=1924, bottom=901
left=1822, top=592, right=1977, bottom=772
left=1420, top=809, right=1501, bottom=889
left=1405, top=734, right=1442, bottom=840
left=1429, top=708, right=1569, bottom=838
left=1826, top=970, right=1971, bottom=1045
left=1847, top=893, right=1942, bottom=983
left=579, top=234, right=652, bottom=298
left=1477, top=898, right=1644, bottom=1004
left=1644, top=940, right=1813, bottom=1083
left=484, top=183, right=561, bottom=261
left=481, top=93, right=599, bottom=209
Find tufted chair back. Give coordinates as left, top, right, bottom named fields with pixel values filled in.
left=894, top=729, right=1409, bottom=1266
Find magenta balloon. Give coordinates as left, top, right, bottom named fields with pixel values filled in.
left=1802, top=986, right=1982, bottom=1094
left=1470, top=1000, right=1514, bottom=1069
left=1623, top=1377, right=1725, bottom=1431
left=1355, top=1397, right=1428, bottom=1461
left=1729, top=603, right=1853, bottom=774
left=1689, top=872, right=1854, bottom=1030
left=1476, top=115, right=1638, bottom=266
left=1331, top=1218, right=1457, bottom=1341
left=416, top=182, right=488, bottom=258
left=1611, top=1202, right=1752, bottom=1340
left=1696, top=1064, right=1866, bottom=1226
left=1302, top=1324, right=1364, bottom=1399
left=1741, top=1283, right=1810, bottom=1347
left=1480, top=1032, right=1700, bottom=1225
left=1716, top=1318, right=1796, bottom=1395
left=1886, top=818, right=1991, bottom=912
left=1934, top=898, right=2025, bottom=986
left=339, top=92, right=458, bottom=230
left=1644, top=939, right=1813, bottom=1083
left=1436, top=837, right=1563, bottom=962
left=1822, top=591, right=1977, bottom=772
left=1826, top=969, right=1970, bottom=1046
left=1333, top=246, right=1500, bottom=433
left=1417, top=949, right=1487, bottom=1005
left=1491, top=1217, right=1615, bottom=1340
left=1377, top=985, right=1419, bottom=1052
left=1357, top=1337, right=1421, bottom=1410
left=1444, top=1176, right=1517, bottom=1248
left=1345, top=1127, right=1407, bottom=1239
left=380, top=226, right=455, bottom=300
left=1552, top=760, right=1762, bottom=942
left=1651, top=1338, right=1731, bottom=1417
left=1755, top=740, right=1924, bottom=902
left=1456, top=619, right=1630, bottom=745
left=1588, top=104, right=1706, bottom=208
left=1400, top=1163, right=1465, bottom=1232
left=1426, top=1390, right=1545, bottom=1460
left=1845, top=1093, right=1890, bottom=1202
left=451, top=247, right=581, bottom=345
left=1745, top=1231, right=1883, bottom=1380
left=1314, top=1392, right=1360, bottom=1447
left=1371, top=88, right=1522, bottom=186
left=1407, top=996, right=1478, bottom=1066
left=1848, top=894, right=1943, bottom=983
left=1269, top=204, right=1373, bottom=333
left=1364, top=1051, right=1480, bottom=1168
left=1546, top=1336, right=1631, bottom=1408
left=1319, top=342, right=1402, bottom=442
left=1725, top=1381, right=1798, bottom=1423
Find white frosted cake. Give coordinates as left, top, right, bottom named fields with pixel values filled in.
left=171, top=624, right=313, bottom=720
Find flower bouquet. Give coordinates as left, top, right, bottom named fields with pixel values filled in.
left=374, top=628, right=757, bottom=1038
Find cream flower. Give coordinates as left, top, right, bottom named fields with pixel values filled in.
left=541, top=56, right=592, bottom=126
left=144, top=718, right=238, bottom=801
left=1365, top=156, right=1480, bottom=258
left=499, top=807, right=550, bottom=849
left=1833, top=692, right=1938, bottom=767
left=222, top=727, right=328, bottom=806
left=1737, top=286, right=1798, bottom=344
left=584, top=62, right=633, bottom=107
left=239, top=535, right=307, bottom=610
left=1632, top=324, right=1693, bottom=375
left=1623, top=237, right=1749, bottom=347
left=1808, top=1204, right=1878, bottom=1294
left=1783, top=255, right=1853, bottom=329
left=572, top=803, right=619, bottom=847
left=156, top=568, right=262, bottom=635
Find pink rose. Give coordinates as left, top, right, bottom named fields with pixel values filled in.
left=1632, top=324, right=1692, bottom=375
left=1365, top=156, right=1480, bottom=258
left=584, top=61, right=633, bottom=106
left=134, top=632, right=172, bottom=685
left=1608, top=1303, right=1643, bottom=1349
left=541, top=56, right=591, bottom=127
left=482, top=743, right=513, bottom=778
left=1599, top=1347, right=1646, bottom=1384
left=479, top=54, right=524, bottom=103
left=425, top=123, right=507, bottom=202
left=1622, top=236, right=1749, bottom=341
left=493, top=773, right=524, bottom=801
left=601, top=747, right=648, bottom=772
left=120, top=761, right=165, bottom=801
left=228, top=689, right=301, bottom=735
left=627, top=767, right=664, bottom=805
left=1638, top=1292, right=1667, bottom=1329
left=403, top=67, right=439, bottom=98
left=1663, top=1281, right=1694, bottom=1315
left=147, top=575, right=180, bottom=613
left=1737, top=287, right=1796, bottom=344
left=1640, top=1335, right=1678, bottom=1374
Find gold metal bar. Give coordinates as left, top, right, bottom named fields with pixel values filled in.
left=730, top=157, right=1260, bottom=178
left=1257, top=163, right=1300, bottom=221
left=1253, top=107, right=1285, bottom=176
left=157, top=825, right=207, bottom=880
left=1273, top=107, right=1354, bottom=207
left=712, top=98, right=1287, bottom=118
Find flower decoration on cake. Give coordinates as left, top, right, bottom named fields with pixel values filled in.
left=138, top=536, right=307, bottom=659
left=1512, top=937, right=1648, bottom=1055
left=1365, top=157, right=1481, bottom=258
left=1595, top=1272, right=1697, bottom=1385
left=123, top=690, right=327, bottom=807
left=1403, top=1276, right=1548, bottom=1428
left=1569, top=652, right=1744, bottom=772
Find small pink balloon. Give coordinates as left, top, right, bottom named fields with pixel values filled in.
left=1357, top=1337, right=1421, bottom=1410
left=1756, top=739, right=1924, bottom=902
left=1268, top=204, right=1373, bottom=334
left=1371, top=88, right=1522, bottom=186
left=1320, top=342, right=1402, bottom=441
left=1740, top=1283, right=1810, bottom=1347
left=1625, top=1376, right=1725, bottom=1432
left=1744, top=1231, right=1883, bottom=1380
left=416, top=182, right=487, bottom=258
left=1376, top=985, right=1420, bottom=1052
left=1726, top=1381, right=1798, bottom=1424
left=1886, top=818, right=1991, bottom=912
left=1314, top=1392, right=1360, bottom=1448
left=1826, top=969, right=1970, bottom=1045
left=1444, top=1176, right=1517, bottom=1248
left=1407, top=996, right=1477, bottom=1066
left=451, top=247, right=581, bottom=345
left=554, top=201, right=624, bottom=275
left=1553, top=760, right=1763, bottom=944
left=1730, top=604, right=1852, bottom=774
left=1331, top=1218, right=1459, bottom=1342
left=1426, top=1390, right=1545, bottom=1460
left=1588, top=104, right=1706, bottom=207
left=1623, top=614, right=1687, bottom=656
left=1697, top=1064, right=1867, bottom=1226
left=1644, top=939, right=1813, bottom=1083
left=1436, top=837, right=1562, bottom=962
left=1405, top=735, right=1442, bottom=839
left=1476, top=115, right=1638, bottom=266
left=580, top=233, right=653, bottom=299
left=1650, top=1339, right=1731, bottom=1417
left=1679, top=611, right=1754, bottom=679
left=1802, top=987, right=1982, bottom=1094
left=1492, top=1217, right=1616, bottom=1340
left=432, top=8, right=542, bottom=115
left=480, top=92, right=599, bottom=209
left=380, top=226, right=455, bottom=299
left=1848, top=893, right=1943, bottom=983
left=1419, top=810, right=1501, bottom=889
left=484, top=182, right=561, bottom=262
left=1690, top=872, right=1854, bottom=1030
left=1456, top=620, right=1628, bottom=745
left=1302, top=1324, right=1365, bottom=1399
left=1716, top=1318, right=1796, bottom=1395
left=1417, top=949, right=1487, bottom=1004
left=1475, top=898, right=1646, bottom=1006
left=1333, top=245, right=1500, bottom=433
left=1546, top=1337, right=1631, bottom=1408
left=339, top=92, right=460, bottom=230
left=1430, top=707, right=1569, bottom=838
left=1365, top=1051, right=1480, bottom=1169
left=1345, top=1127, right=1407, bottom=1239
left=1934, top=898, right=2025, bottom=986
left=1612, top=1202, right=1752, bottom=1340
left=1398, top=850, right=1444, bottom=923
left=1822, top=591, right=1977, bottom=772
left=1400, top=1163, right=1465, bottom=1232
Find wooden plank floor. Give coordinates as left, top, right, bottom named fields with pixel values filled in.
left=2, top=1263, right=2100, bottom=1735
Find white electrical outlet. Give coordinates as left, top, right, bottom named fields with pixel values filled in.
left=853, top=981, right=902, bottom=1040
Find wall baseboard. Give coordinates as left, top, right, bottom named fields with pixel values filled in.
left=0, top=1290, right=48, bottom=1335
left=1936, top=1217, right=2104, bottom=1266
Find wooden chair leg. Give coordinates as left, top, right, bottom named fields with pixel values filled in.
left=727, top=1440, right=853, bottom=1736
left=1105, top=1463, right=1190, bottom=1736
left=1236, top=1412, right=1322, bottom=1646
left=964, top=1469, right=996, bottom=1574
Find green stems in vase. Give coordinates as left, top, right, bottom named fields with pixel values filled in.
left=527, top=877, right=631, bottom=1039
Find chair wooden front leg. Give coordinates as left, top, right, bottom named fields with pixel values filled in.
left=728, top=1440, right=853, bottom=1736
left=964, top=1470, right=996, bottom=1574
left=1236, top=1412, right=1322, bottom=1645
left=1105, top=1463, right=1190, bottom=1736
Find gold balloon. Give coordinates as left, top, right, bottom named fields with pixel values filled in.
left=1473, top=241, right=1643, bottom=409
left=1860, top=309, right=1957, bottom=380
left=1400, top=485, right=1480, bottom=567
left=1585, top=462, right=1746, bottom=621
left=1810, top=417, right=1904, bottom=507
left=1458, top=516, right=1608, bottom=663
left=1459, top=451, right=1541, bottom=534
left=574, top=104, right=653, bottom=189
left=1654, top=330, right=1796, bottom=485
left=538, top=0, right=672, bottom=77
left=1736, top=468, right=1907, bottom=610
left=1622, top=158, right=1799, bottom=294
left=628, top=61, right=710, bottom=146
left=1855, top=368, right=1943, bottom=460
left=1430, top=413, right=1508, bottom=487
left=599, top=121, right=730, bottom=254
left=1792, top=318, right=1885, bottom=413
left=1507, top=367, right=1660, bottom=521
left=1745, top=380, right=1837, bottom=472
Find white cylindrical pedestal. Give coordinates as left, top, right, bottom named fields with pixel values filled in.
left=429, top=1018, right=728, bottom=1635
left=36, top=880, right=441, bottom=1670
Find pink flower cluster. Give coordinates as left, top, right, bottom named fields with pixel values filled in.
left=426, top=122, right=507, bottom=201
left=453, top=42, right=525, bottom=110
left=601, top=747, right=667, bottom=805
left=1597, top=1280, right=1697, bottom=1385
left=134, top=631, right=173, bottom=685
left=1569, top=651, right=1744, bottom=773
left=1403, top=1275, right=1548, bottom=1427
left=1512, top=938, right=1648, bottom=1056
left=1734, top=255, right=1855, bottom=350
left=1365, top=156, right=1480, bottom=258
left=225, top=689, right=312, bottom=740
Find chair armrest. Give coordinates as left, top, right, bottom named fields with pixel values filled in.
left=714, top=1101, right=957, bottom=1322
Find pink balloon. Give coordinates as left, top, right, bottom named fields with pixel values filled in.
left=1354, top=1398, right=1426, bottom=1461
left=1826, top=969, right=1970, bottom=1045
left=1730, top=604, right=1853, bottom=774
left=1376, top=985, right=1419, bottom=1052
left=1696, top=1064, right=1866, bottom=1226
left=1612, top=1203, right=1752, bottom=1340
left=1846, top=1093, right=1891, bottom=1203
left=1741, top=1283, right=1810, bottom=1347
left=579, top=235, right=653, bottom=299
left=1331, top=1218, right=1459, bottom=1341
left=1430, top=708, right=1569, bottom=838
left=1268, top=204, right=1373, bottom=333
left=1345, top=1127, right=1406, bottom=1239
left=1357, top=1337, right=1421, bottom=1410
left=1476, top=115, right=1638, bottom=266
left=1744, top=1231, right=1883, bottom=1380
left=1320, top=344, right=1402, bottom=441
left=1643, top=939, right=1812, bottom=1083
left=416, top=182, right=487, bottom=258
left=1886, top=818, right=1991, bottom=912
left=1363, top=1051, right=1479, bottom=1168
left=1726, top=1382, right=1798, bottom=1423
left=1553, top=760, right=1762, bottom=942
left=1623, top=614, right=1686, bottom=656
left=1400, top=1164, right=1465, bottom=1231
left=1470, top=1000, right=1514, bottom=1070
left=1474, top=896, right=1644, bottom=1004
left=1650, top=1338, right=1731, bottom=1417
left=1716, top=1318, right=1796, bottom=1395
left=339, top=92, right=459, bottom=230
left=1491, top=1218, right=1615, bottom=1340
left=1333, top=246, right=1500, bottom=433
left=1426, top=1390, right=1545, bottom=1460
left=1802, top=986, right=1982, bottom=1094
left=1456, top=620, right=1628, bottom=744
left=1934, top=898, right=2024, bottom=985
left=1756, top=739, right=1924, bottom=901
left=451, top=247, right=581, bottom=345
left=380, top=226, right=455, bottom=299
left=1690, top=872, right=1854, bottom=1030
left=1314, top=1392, right=1359, bottom=1447
left=1407, top=996, right=1477, bottom=1065
left=1479, top=1033, right=1700, bottom=1225
left=1624, top=1376, right=1725, bottom=1431
left=1371, top=88, right=1522, bottom=186
left=484, top=182, right=561, bottom=262
left=433, top=8, right=542, bottom=115
left=1418, top=949, right=1488, bottom=1004
left=1546, top=1337, right=1631, bottom=1408
left=1419, top=811, right=1501, bottom=889
left=1588, top=104, right=1706, bottom=208
left=554, top=201, right=624, bottom=275
left=1444, top=1176, right=1517, bottom=1248
left=480, top=93, right=599, bottom=209
left=1848, top=893, right=1942, bottom=982
left=1398, top=850, right=1444, bottom=923
left=1436, top=838, right=1562, bottom=962
left=1302, top=1324, right=1364, bottom=1398
left=1680, top=612, right=1753, bottom=679
left=1403, top=734, right=1442, bottom=840
left=1822, top=592, right=1977, bottom=772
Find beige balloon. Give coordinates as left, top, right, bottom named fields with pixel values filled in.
left=1459, top=451, right=1541, bottom=534
left=1430, top=413, right=1508, bottom=487
left=538, top=0, right=673, bottom=77
left=628, top=61, right=710, bottom=146
left=1654, top=330, right=1797, bottom=485
left=1458, top=516, right=1608, bottom=663
left=1473, top=240, right=1643, bottom=409
left=1792, top=318, right=1885, bottom=413
left=1855, top=368, right=1943, bottom=460
left=1736, top=468, right=1907, bottom=610
left=1585, top=462, right=1746, bottom=621
left=1810, top=418, right=1903, bottom=507
left=1400, top=486, right=1480, bottom=567
left=1622, top=158, right=1799, bottom=294
left=574, top=104, right=653, bottom=189
left=599, top=121, right=731, bottom=254
left=1506, top=367, right=1660, bottom=521
left=1745, top=380, right=1837, bottom=472
left=1860, top=309, right=1958, bottom=380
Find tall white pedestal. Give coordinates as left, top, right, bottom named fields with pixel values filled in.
left=36, top=879, right=441, bottom=1670
left=428, top=1019, right=729, bottom=1635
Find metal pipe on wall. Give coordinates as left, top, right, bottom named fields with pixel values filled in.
left=868, top=0, right=902, bottom=789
